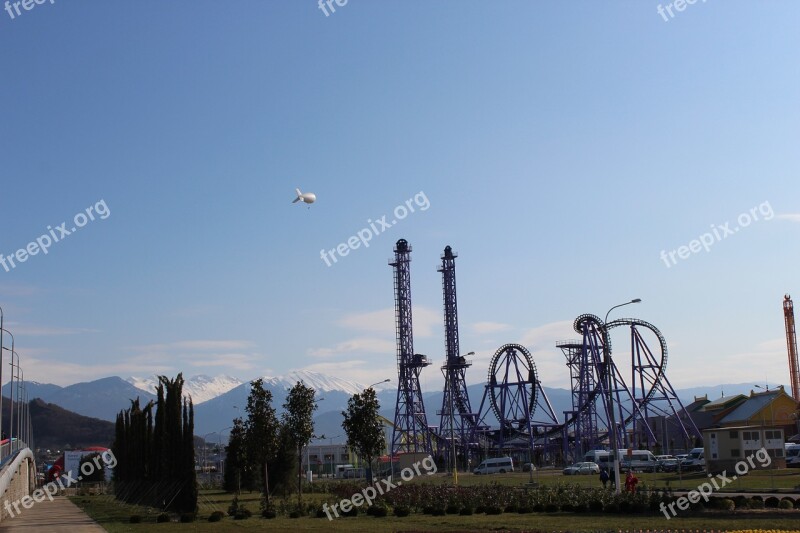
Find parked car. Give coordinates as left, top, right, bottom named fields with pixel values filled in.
left=657, top=457, right=679, bottom=472
left=563, top=462, right=601, bottom=475
left=785, top=444, right=800, bottom=468
left=522, top=462, right=536, bottom=472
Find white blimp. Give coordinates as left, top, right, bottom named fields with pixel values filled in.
left=292, top=188, right=316, bottom=205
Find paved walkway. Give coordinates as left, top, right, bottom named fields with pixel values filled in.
left=0, top=496, right=105, bottom=532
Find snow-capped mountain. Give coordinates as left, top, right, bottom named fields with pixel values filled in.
left=127, top=374, right=244, bottom=404
left=262, top=370, right=368, bottom=396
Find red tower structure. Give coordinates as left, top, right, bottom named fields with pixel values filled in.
left=784, top=294, right=800, bottom=402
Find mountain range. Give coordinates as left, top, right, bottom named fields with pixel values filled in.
left=3, top=372, right=765, bottom=446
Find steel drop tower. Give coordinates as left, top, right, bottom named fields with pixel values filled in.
left=437, top=246, right=474, bottom=465
left=390, top=239, right=432, bottom=455
left=784, top=294, right=800, bottom=401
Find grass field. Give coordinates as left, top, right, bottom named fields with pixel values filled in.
left=414, top=468, right=800, bottom=492
left=70, top=470, right=800, bottom=533
left=71, top=492, right=800, bottom=532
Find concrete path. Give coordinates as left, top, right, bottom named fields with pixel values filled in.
left=0, top=496, right=105, bottom=532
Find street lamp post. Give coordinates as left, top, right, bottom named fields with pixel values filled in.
left=4, top=345, right=20, bottom=454
left=217, top=426, right=232, bottom=479
left=16, top=369, right=23, bottom=447
left=0, top=324, right=12, bottom=461
left=604, top=298, right=641, bottom=494
left=366, top=380, right=389, bottom=481
left=0, top=306, right=4, bottom=460
left=450, top=352, right=473, bottom=485
left=328, top=434, right=342, bottom=478
left=306, top=397, right=325, bottom=482
left=754, top=384, right=776, bottom=487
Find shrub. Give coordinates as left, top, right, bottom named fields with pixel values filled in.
left=734, top=496, right=749, bottom=509
left=544, top=503, right=559, bottom=513
left=688, top=500, right=705, bottom=511
left=749, top=498, right=765, bottom=509
left=588, top=500, right=604, bottom=513
left=156, top=513, right=170, bottom=523
left=393, top=506, right=411, bottom=517
left=504, top=504, right=518, bottom=513
left=227, top=496, right=240, bottom=517
left=485, top=506, right=503, bottom=515
left=289, top=510, right=301, bottom=518
left=517, top=505, right=533, bottom=514
left=779, top=498, right=795, bottom=510
left=719, top=498, right=735, bottom=511
left=208, top=511, right=225, bottom=522
left=341, top=506, right=358, bottom=517
left=460, top=506, right=474, bottom=515
left=315, top=508, right=327, bottom=518
left=179, top=513, right=195, bottom=523
left=367, top=504, right=388, bottom=517
left=765, top=496, right=780, bottom=508
left=431, top=507, right=446, bottom=516
left=445, top=504, right=461, bottom=514
left=260, top=499, right=277, bottom=519
left=604, top=502, right=620, bottom=513
left=234, top=508, right=252, bottom=520
left=129, top=515, right=142, bottom=524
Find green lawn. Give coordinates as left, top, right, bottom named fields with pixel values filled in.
left=71, top=493, right=800, bottom=532
left=401, top=468, right=800, bottom=491
left=69, top=471, right=800, bottom=532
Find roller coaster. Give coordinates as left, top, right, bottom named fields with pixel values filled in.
left=388, top=239, right=701, bottom=467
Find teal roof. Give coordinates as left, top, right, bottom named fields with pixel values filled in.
left=702, top=394, right=746, bottom=411
left=718, top=392, right=778, bottom=424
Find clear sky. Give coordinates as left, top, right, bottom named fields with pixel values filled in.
left=1, top=1, right=798, bottom=394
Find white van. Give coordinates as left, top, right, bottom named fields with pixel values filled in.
left=335, top=464, right=355, bottom=479
left=584, top=449, right=657, bottom=472
left=473, top=457, right=514, bottom=474
left=584, top=450, right=612, bottom=469
left=619, top=450, right=658, bottom=472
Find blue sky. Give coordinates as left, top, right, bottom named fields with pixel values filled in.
left=1, top=1, right=798, bottom=394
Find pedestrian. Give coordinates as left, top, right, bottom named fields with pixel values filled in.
left=625, top=471, right=639, bottom=493
left=599, top=468, right=609, bottom=488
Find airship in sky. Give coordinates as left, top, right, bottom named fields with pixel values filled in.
left=292, top=188, right=316, bottom=205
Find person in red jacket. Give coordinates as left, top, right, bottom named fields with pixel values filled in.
left=625, top=471, right=639, bottom=493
